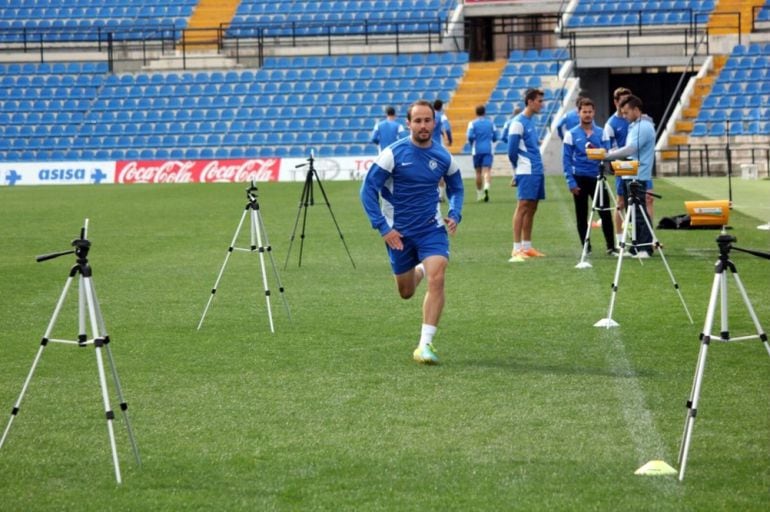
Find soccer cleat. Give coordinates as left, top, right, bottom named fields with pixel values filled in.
left=413, top=343, right=439, bottom=364
left=633, top=251, right=651, bottom=259
left=483, top=189, right=489, bottom=202
left=508, top=250, right=528, bottom=262
left=606, top=247, right=619, bottom=256
left=522, top=247, right=545, bottom=257
left=476, top=191, right=484, bottom=202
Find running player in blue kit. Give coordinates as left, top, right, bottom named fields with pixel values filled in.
left=360, top=100, right=465, bottom=365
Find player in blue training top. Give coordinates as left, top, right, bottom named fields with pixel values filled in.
left=370, top=105, right=406, bottom=153
left=466, top=104, right=497, bottom=202
left=500, top=103, right=522, bottom=145
left=432, top=99, right=453, bottom=147
left=555, top=94, right=586, bottom=140
left=603, top=87, right=633, bottom=246
left=432, top=99, right=453, bottom=201
left=562, top=98, right=616, bottom=255
left=507, top=88, right=546, bottom=262
left=606, top=94, right=656, bottom=258
left=360, top=99, right=464, bottom=365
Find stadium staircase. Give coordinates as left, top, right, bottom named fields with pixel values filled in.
left=184, top=0, right=240, bottom=48
left=708, top=0, right=766, bottom=34
left=659, top=54, right=728, bottom=161
left=444, top=60, right=507, bottom=154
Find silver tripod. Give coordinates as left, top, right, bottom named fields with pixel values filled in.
left=576, top=163, right=621, bottom=269
left=595, top=179, right=693, bottom=327
left=677, top=232, right=770, bottom=481
left=0, top=219, right=141, bottom=484
left=198, top=182, right=290, bottom=333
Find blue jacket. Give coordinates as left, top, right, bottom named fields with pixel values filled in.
left=467, top=117, right=497, bottom=156
left=360, top=138, right=464, bottom=237
left=562, top=122, right=608, bottom=190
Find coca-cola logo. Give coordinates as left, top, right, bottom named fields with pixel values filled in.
left=116, top=158, right=280, bottom=184
left=200, top=159, right=279, bottom=183
left=117, top=160, right=196, bottom=184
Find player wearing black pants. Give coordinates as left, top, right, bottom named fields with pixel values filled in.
left=562, top=98, right=615, bottom=254
left=571, top=173, right=615, bottom=253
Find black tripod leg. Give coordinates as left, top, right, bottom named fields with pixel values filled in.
left=312, top=168, right=356, bottom=268
left=284, top=176, right=312, bottom=269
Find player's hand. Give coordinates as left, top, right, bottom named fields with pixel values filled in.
left=571, top=186, right=580, bottom=196
left=444, top=217, right=457, bottom=235
left=382, top=229, right=403, bottom=250
left=510, top=176, right=517, bottom=187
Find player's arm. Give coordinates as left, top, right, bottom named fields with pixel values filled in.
left=466, top=121, right=475, bottom=145
left=444, top=161, right=464, bottom=231
left=602, top=122, right=615, bottom=149
left=507, top=120, right=523, bottom=170
left=359, top=162, right=392, bottom=236
left=562, top=130, right=578, bottom=191
left=444, top=117, right=453, bottom=145
left=370, top=123, right=379, bottom=145
left=606, top=142, right=637, bottom=160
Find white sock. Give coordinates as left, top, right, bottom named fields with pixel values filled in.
left=415, top=263, right=425, bottom=281
left=419, top=324, right=437, bottom=348
left=522, top=240, right=532, bottom=250
left=513, top=242, right=521, bottom=252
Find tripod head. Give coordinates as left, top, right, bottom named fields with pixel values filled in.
left=294, top=149, right=315, bottom=170
left=626, top=179, right=662, bottom=203
left=717, top=231, right=770, bottom=261
left=246, top=180, right=259, bottom=203
left=36, top=220, right=91, bottom=264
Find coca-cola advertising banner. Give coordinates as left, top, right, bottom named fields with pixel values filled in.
left=1, top=156, right=388, bottom=186
left=116, top=158, right=281, bottom=184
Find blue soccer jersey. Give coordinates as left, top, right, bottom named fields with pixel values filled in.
left=467, top=117, right=497, bottom=156
left=432, top=112, right=452, bottom=146
left=371, top=119, right=406, bottom=152
left=360, top=138, right=464, bottom=237
left=555, top=108, right=580, bottom=140
left=507, top=112, right=543, bottom=175
left=603, top=112, right=629, bottom=149
left=562, top=122, right=608, bottom=189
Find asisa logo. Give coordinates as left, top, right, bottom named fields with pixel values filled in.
left=38, top=168, right=87, bottom=181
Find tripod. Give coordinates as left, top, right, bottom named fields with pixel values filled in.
left=284, top=151, right=356, bottom=269
left=595, top=179, right=693, bottom=327
left=677, top=233, right=770, bottom=481
left=575, top=163, right=621, bottom=269
left=198, top=182, right=290, bottom=333
left=0, top=219, right=140, bottom=484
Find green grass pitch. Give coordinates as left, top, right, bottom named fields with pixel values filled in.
left=0, top=176, right=768, bottom=511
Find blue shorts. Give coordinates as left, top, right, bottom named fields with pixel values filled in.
left=387, top=225, right=449, bottom=275
left=617, top=177, right=653, bottom=195
left=516, top=174, right=545, bottom=201
left=473, top=153, right=493, bottom=169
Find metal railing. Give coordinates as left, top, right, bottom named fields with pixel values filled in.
left=658, top=144, right=770, bottom=177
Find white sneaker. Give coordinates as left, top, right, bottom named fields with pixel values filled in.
left=633, top=251, right=651, bottom=259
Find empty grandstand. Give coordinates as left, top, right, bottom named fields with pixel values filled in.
left=1, top=0, right=769, bottom=185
